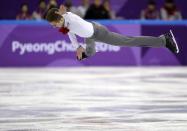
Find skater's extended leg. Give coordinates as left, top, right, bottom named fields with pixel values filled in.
left=92, top=23, right=166, bottom=47
left=102, top=32, right=166, bottom=47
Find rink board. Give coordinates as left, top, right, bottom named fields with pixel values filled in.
left=0, top=20, right=187, bottom=67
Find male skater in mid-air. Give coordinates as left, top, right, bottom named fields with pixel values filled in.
left=45, top=5, right=179, bottom=61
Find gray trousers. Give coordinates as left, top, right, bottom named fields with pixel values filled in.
left=85, top=22, right=166, bottom=56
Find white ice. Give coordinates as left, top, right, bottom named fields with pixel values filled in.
left=0, top=67, right=187, bottom=131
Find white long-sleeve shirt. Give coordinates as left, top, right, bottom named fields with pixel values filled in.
left=62, top=12, right=94, bottom=48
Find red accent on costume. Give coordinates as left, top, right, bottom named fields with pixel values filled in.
left=59, top=27, right=70, bottom=34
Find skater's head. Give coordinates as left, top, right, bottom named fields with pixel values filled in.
left=45, top=8, right=64, bottom=28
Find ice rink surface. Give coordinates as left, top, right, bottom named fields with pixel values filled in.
left=0, top=67, right=187, bottom=131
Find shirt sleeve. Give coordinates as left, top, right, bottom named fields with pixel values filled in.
left=68, top=32, right=79, bottom=49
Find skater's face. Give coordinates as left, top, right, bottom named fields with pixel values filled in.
left=50, top=18, right=64, bottom=28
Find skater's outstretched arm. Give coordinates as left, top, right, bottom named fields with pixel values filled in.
left=68, top=32, right=79, bottom=49
left=68, top=32, right=86, bottom=60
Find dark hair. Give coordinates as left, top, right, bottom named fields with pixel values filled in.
left=45, top=8, right=62, bottom=22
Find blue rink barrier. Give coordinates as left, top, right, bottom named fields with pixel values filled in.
left=0, top=20, right=187, bottom=25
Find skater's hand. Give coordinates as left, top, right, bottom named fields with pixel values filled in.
left=55, top=5, right=66, bottom=15
left=76, top=46, right=85, bottom=60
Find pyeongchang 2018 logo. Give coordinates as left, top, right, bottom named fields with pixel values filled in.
left=11, top=40, right=120, bottom=55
